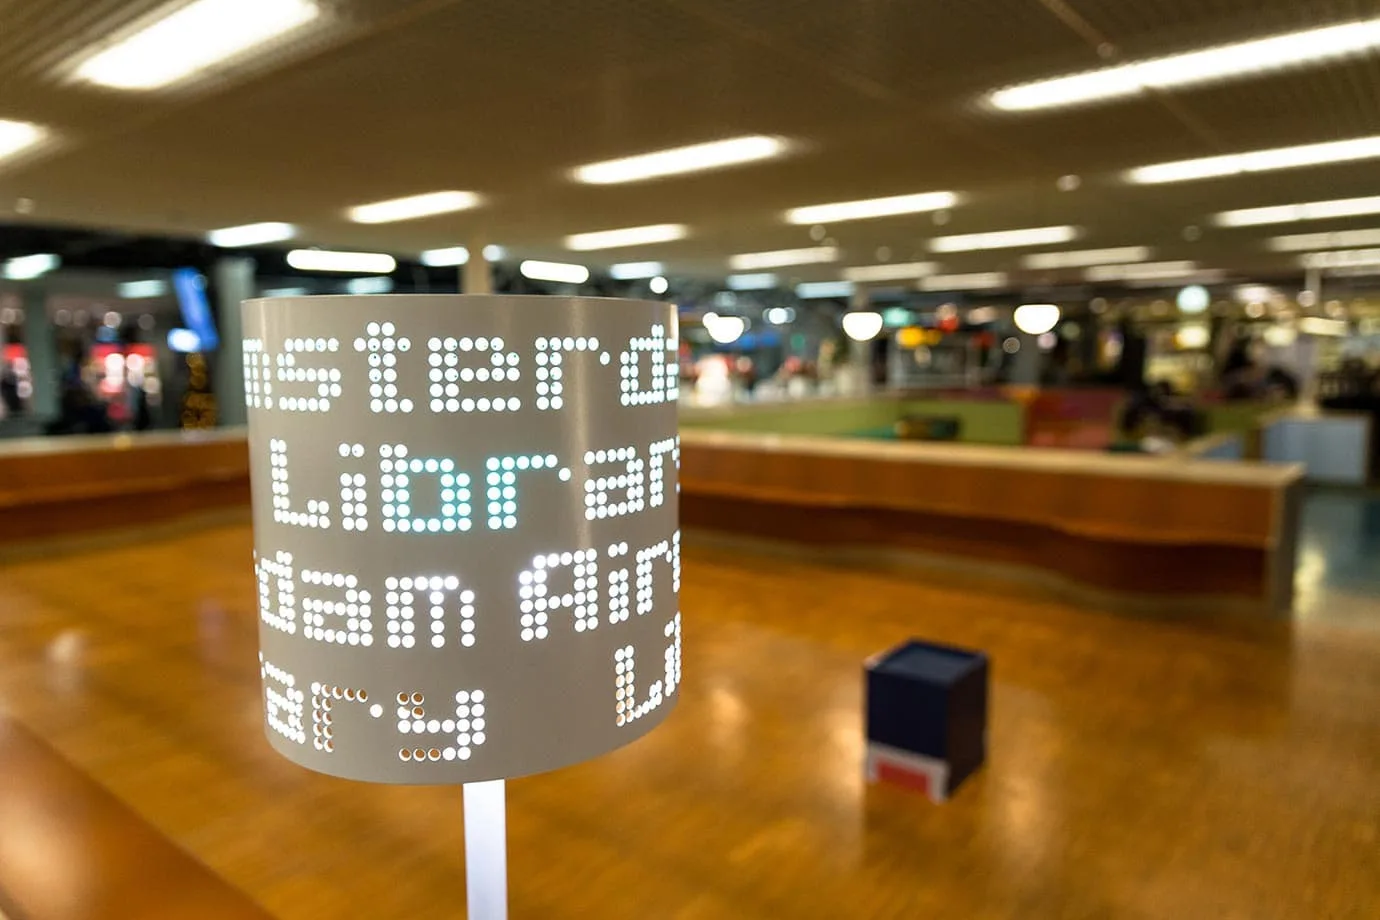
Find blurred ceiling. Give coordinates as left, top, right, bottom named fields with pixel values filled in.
left=1, top=0, right=1379, bottom=287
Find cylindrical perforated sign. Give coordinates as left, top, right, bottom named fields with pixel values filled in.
left=242, top=295, right=680, bottom=784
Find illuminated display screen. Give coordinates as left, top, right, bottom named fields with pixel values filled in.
left=244, top=295, right=680, bottom=784
left=173, top=267, right=220, bottom=351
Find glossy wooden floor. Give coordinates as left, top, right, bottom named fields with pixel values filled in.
left=2, top=520, right=1379, bottom=919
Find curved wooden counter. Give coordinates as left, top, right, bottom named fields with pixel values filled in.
left=680, top=430, right=1304, bottom=613
left=0, top=429, right=250, bottom=551
left=0, top=426, right=1304, bottom=612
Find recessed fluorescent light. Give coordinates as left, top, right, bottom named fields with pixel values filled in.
left=841, top=262, right=940, bottom=283
left=1, top=253, right=59, bottom=280
left=795, top=281, right=855, bottom=299
left=420, top=246, right=469, bottom=266
left=1127, top=135, right=1380, bottom=184
left=1298, top=316, right=1349, bottom=336
left=1085, top=261, right=1199, bottom=282
left=261, top=287, right=309, bottom=297
left=919, top=272, right=1009, bottom=291
left=1266, top=228, right=1380, bottom=251
left=207, top=221, right=295, bottom=247
left=726, top=272, right=778, bottom=291
left=564, top=223, right=687, bottom=251
left=287, top=249, right=396, bottom=273
left=419, top=244, right=469, bottom=266
left=785, top=192, right=959, bottom=225
left=1022, top=246, right=1152, bottom=269
left=0, top=119, right=45, bottom=164
left=728, top=247, right=838, bottom=271
left=928, top=225, right=1078, bottom=253
left=482, top=245, right=505, bottom=261
left=75, top=0, right=321, bottom=90
left=520, top=260, right=589, bottom=284
left=1213, top=195, right=1380, bottom=227
left=348, top=190, right=481, bottom=224
left=988, top=18, right=1380, bottom=112
left=1300, top=249, right=1380, bottom=270
left=345, top=276, right=394, bottom=294
left=609, top=261, right=664, bottom=280
left=1128, top=272, right=1226, bottom=288
left=572, top=135, right=787, bottom=185
left=119, top=279, right=169, bottom=299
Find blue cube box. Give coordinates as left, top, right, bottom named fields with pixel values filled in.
left=864, top=639, right=988, bottom=802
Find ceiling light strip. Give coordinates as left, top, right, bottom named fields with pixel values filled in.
left=1127, top=135, right=1380, bottom=184
left=608, top=261, right=664, bottom=280
left=842, top=262, right=940, bottom=282
left=1213, top=195, right=1380, bottom=227
left=519, top=260, right=589, bottom=284
left=727, top=247, right=838, bottom=271
left=1300, top=249, right=1380, bottom=270
left=918, top=272, right=1009, bottom=291
left=571, top=135, right=787, bottom=185
left=563, top=224, right=687, bottom=251
left=988, top=18, right=1380, bottom=112
left=1085, top=261, right=1199, bottom=282
left=1021, top=246, right=1152, bottom=269
left=928, top=226, right=1078, bottom=253
left=420, top=247, right=470, bottom=266
left=288, top=250, right=396, bottom=273
left=75, top=0, right=322, bottom=90
left=348, top=191, right=481, bottom=224
left=208, top=221, right=296, bottom=247
left=1267, top=228, right=1380, bottom=252
left=725, top=273, right=778, bottom=291
left=0, top=119, right=46, bottom=163
left=785, top=192, right=959, bottom=225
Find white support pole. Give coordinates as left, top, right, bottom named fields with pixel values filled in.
left=463, top=779, right=508, bottom=920
left=464, top=239, right=493, bottom=295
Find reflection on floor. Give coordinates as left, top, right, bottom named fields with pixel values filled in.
left=0, top=508, right=1378, bottom=919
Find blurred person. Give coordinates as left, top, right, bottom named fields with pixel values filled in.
left=46, top=351, right=112, bottom=436
left=0, top=361, right=21, bottom=416
left=132, top=383, right=153, bottom=431
left=1115, top=381, right=1205, bottom=452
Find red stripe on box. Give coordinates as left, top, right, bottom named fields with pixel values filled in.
left=875, top=760, right=932, bottom=796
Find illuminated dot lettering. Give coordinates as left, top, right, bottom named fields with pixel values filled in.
left=337, top=443, right=369, bottom=531
left=648, top=436, right=678, bottom=508
left=485, top=453, right=558, bottom=530
left=427, top=335, right=521, bottom=414
left=606, top=541, right=631, bottom=625
left=518, top=549, right=598, bottom=641
left=310, top=683, right=377, bottom=754
left=396, top=690, right=487, bottom=763
left=619, top=323, right=675, bottom=408
left=635, top=532, right=680, bottom=616
left=380, top=444, right=472, bottom=534
left=534, top=335, right=599, bottom=411
left=664, top=612, right=683, bottom=696
left=615, top=644, right=661, bottom=727
left=582, top=445, right=646, bottom=521
left=275, top=335, right=343, bottom=413
left=260, top=654, right=306, bottom=744
left=255, top=550, right=296, bottom=634
left=615, top=612, right=680, bottom=729
left=242, top=338, right=273, bottom=409
left=353, top=321, right=414, bottom=414
left=300, top=569, right=374, bottom=647
left=386, top=575, right=477, bottom=649
left=271, top=439, right=330, bottom=529
left=242, top=303, right=682, bottom=782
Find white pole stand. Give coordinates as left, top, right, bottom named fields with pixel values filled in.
left=463, top=780, right=508, bottom=919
